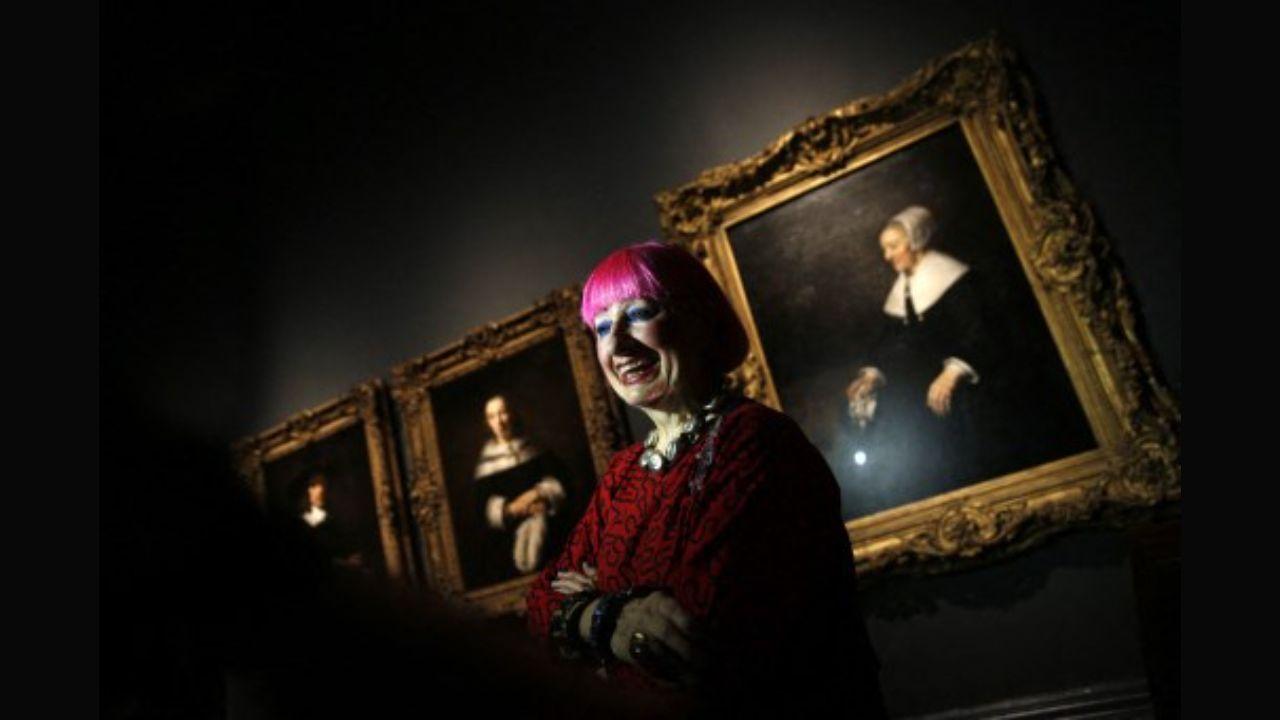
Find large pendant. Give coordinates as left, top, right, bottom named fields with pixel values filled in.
left=638, top=420, right=700, bottom=472
left=639, top=447, right=666, bottom=472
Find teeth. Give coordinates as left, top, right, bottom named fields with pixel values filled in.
left=615, top=358, right=653, bottom=373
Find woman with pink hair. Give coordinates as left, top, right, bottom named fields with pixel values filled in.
left=525, top=241, right=883, bottom=715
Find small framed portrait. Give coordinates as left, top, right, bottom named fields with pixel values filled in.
left=232, top=380, right=416, bottom=585
left=391, top=288, right=627, bottom=614
left=656, top=37, right=1180, bottom=574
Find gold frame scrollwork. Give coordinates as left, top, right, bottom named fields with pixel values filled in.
left=231, top=380, right=418, bottom=585
left=655, top=36, right=1180, bottom=575
left=390, top=287, right=627, bottom=614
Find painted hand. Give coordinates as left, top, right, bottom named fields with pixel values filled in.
left=846, top=372, right=881, bottom=403
left=507, top=487, right=544, bottom=518
left=927, top=365, right=965, bottom=416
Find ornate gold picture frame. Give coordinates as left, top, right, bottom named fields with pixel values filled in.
left=232, top=380, right=417, bottom=585
left=656, top=37, right=1180, bottom=575
left=391, top=288, right=627, bottom=614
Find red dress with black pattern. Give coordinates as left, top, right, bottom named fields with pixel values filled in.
left=526, top=398, right=879, bottom=703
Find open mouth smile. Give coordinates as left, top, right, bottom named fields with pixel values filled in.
left=613, top=354, right=660, bottom=386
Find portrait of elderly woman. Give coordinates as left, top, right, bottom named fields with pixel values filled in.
left=844, top=205, right=992, bottom=501
left=524, top=242, right=884, bottom=715
left=471, top=394, right=569, bottom=582
left=838, top=199, right=1101, bottom=515
left=722, top=124, right=1097, bottom=520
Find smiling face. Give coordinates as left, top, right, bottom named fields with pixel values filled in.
left=879, top=223, right=921, bottom=275
left=593, top=297, right=704, bottom=410
left=484, top=395, right=515, bottom=441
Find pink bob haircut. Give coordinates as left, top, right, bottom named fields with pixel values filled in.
left=580, top=241, right=749, bottom=375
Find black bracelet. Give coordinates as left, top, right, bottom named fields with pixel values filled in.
left=549, top=591, right=598, bottom=661
left=588, top=586, right=656, bottom=662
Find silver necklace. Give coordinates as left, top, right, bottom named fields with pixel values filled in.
left=638, top=393, right=730, bottom=472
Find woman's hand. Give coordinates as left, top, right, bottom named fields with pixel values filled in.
left=506, top=487, right=544, bottom=519
left=846, top=369, right=883, bottom=402
left=926, top=365, right=965, bottom=416
left=611, top=591, right=701, bottom=685
left=551, top=563, right=597, bottom=595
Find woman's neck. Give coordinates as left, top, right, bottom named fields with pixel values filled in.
left=643, top=405, right=697, bottom=448
left=639, top=380, right=721, bottom=447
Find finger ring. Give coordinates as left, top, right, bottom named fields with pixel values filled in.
left=628, top=631, right=683, bottom=683
left=628, top=631, right=650, bottom=661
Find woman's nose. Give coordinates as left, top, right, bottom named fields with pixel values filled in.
left=612, top=323, right=640, bottom=349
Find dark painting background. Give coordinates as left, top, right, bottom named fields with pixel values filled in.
left=102, top=2, right=1178, bottom=716
left=729, top=125, right=1096, bottom=519
left=427, top=335, right=596, bottom=590
left=260, top=423, right=385, bottom=578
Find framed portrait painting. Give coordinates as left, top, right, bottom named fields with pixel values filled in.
left=232, top=380, right=417, bottom=585
left=391, top=288, right=627, bottom=614
left=656, top=37, right=1180, bottom=574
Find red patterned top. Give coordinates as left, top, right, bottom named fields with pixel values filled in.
left=526, top=398, right=878, bottom=703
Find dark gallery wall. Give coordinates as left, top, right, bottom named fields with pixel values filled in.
left=102, top=1, right=1179, bottom=717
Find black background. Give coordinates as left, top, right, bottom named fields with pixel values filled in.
left=102, top=1, right=1179, bottom=717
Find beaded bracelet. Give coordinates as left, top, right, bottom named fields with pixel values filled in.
left=588, top=586, right=657, bottom=662
left=549, top=591, right=598, bottom=661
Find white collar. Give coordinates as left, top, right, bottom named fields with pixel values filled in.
left=474, top=437, right=540, bottom=479
left=883, top=251, right=969, bottom=319
left=302, top=505, right=328, bottom=527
